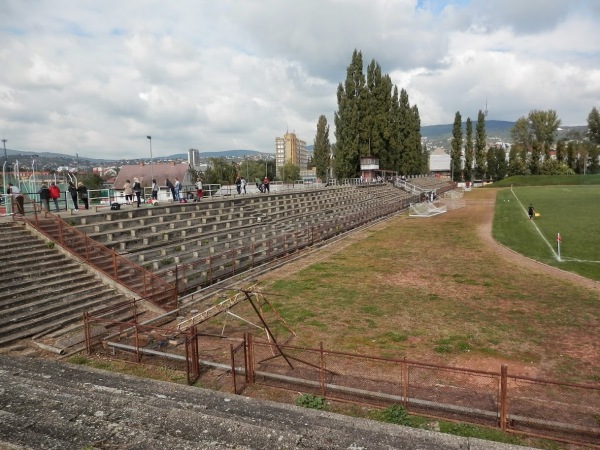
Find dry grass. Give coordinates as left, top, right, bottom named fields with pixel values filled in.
left=255, top=188, right=600, bottom=384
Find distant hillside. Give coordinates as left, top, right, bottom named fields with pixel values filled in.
left=422, top=120, right=587, bottom=149
left=169, top=149, right=270, bottom=159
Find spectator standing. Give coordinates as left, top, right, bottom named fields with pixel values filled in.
left=151, top=179, right=159, bottom=202
left=123, top=180, right=133, bottom=205
left=263, top=176, right=270, bottom=193
left=195, top=178, right=203, bottom=201
left=8, top=183, right=25, bottom=215
left=49, top=182, right=60, bottom=212
left=67, top=182, right=79, bottom=211
left=174, top=178, right=181, bottom=201
left=132, top=178, right=142, bottom=207
left=241, top=177, right=247, bottom=194
left=235, top=176, right=242, bottom=194
left=77, top=182, right=89, bottom=210
left=165, top=179, right=175, bottom=202
left=38, top=184, right=50, bottom=211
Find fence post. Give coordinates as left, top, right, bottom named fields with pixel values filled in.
left=246, top=333, right=254, bottom=384
left=320, top=341, right=326, bottom=397
left=112, top=249, right=118, bottom=279
left=402, top=357, right=409, bottom=408
left=500, top=364, right=508, bottom=431
left=58, top=219, right=64, bottom=245
left=83, top=312, right=91, bottom=354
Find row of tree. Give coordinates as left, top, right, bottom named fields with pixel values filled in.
left=313, top=50, right=429, bottom=180
left=450, top=106, right=600, bottom=182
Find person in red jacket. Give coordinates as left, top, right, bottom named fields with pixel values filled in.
left=49, top=182, right=60, bottom=212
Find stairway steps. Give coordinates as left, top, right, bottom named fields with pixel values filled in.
left=0, top=271, right=94, bottom=306
left=0, top=292, right=128, bottom=345
left=0, top=285, right=118, bottom=329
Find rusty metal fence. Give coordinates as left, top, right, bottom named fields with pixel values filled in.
left=242, top=337, right=600, bottom=447
left=19, top=203, right=177, bottom=311
left=83, top=303, right=197, bottom=379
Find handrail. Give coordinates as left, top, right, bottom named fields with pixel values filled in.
left=17, top=197, right=177, bottom=311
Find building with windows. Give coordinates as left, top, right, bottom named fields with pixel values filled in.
left=275, top=132, right=308, bottom=178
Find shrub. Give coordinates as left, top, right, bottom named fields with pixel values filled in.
left=295, top=393, right=326, bottom=410
left=379, top=404, right=410, bottom=425
left=45, top=241, right=55, bottom=249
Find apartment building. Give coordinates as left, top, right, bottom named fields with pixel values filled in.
left=275, top=132, right=308, bottom=178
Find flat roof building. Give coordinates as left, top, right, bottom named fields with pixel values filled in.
left=275, top=132, right=307, bottom=179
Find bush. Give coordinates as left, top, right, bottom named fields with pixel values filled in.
left=379, top=404, right=410, bottom=425
left=295, top=394, right=326, bottom=410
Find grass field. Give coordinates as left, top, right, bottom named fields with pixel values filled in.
left=493, top=185, right=600, bottom=281
left=256, top=188, right=600, bottom=387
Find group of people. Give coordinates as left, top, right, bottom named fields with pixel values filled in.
left=123, top=177, right=204, bottom=206
left=235, top=176, right=247, bottom=194
left=255, top=176, right=270, bottom=193
left=6, top=180, right=88, bottom=215
left=123, top=178, right=143, bottom=207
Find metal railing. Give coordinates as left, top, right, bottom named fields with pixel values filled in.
left=16, top=197, right=177, bottom=311
left=242, top=337, right=600, bottom=447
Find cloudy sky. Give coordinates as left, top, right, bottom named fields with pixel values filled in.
left=1, top=0, right=599, bottom=160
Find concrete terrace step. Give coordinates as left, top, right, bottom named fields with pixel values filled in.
left=0, top=356, right=529, bottom=450
left=0, top=292, right=127, bottom=345
left=0, top=258, right=84, bottom=285
left=0, top=284, right=120, bottom=330
left=0, top=271, right=95, bottom=306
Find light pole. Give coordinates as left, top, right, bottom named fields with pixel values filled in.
left=146, top=136, right=154, bottom=182
left=2, top=139, right=6, bottom=167
left=76, top=153, right=79, bottom=173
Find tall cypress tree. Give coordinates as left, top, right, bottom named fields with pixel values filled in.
left=464, top=118, right=474, bottom=182
left=474, top=110, right=487, bottom=180
left=450, top=112, right=463, bottom=181
left=334, top=50, right=366, bottom=179
left=313, top=115, right=331, bottom=181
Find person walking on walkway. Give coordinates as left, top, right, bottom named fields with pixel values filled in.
left=235, top=176, right=242, bottom=195
left=49, top=182, right=60, bottom=212
left=8, top=183, right=25, bottom=215
left=77, top=182, right=89, bottom=210
left=263, top=176, right=270, bottom=193
left=132, top=178, right=142, bottom=207
left=68, top=182, right=79, bottom=211
left=241, top=177, right=247, bottom=194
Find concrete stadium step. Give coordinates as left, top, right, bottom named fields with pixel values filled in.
left=0, top=280, right=109, bottom=320
left=0, top=257, right=84, bottom=286
left=0, top=291, right=127, bottom=346
left=0, top=355, right=522, bottom=450
left=0, top=271, right=95, bottom=306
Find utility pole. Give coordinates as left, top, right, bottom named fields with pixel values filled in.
left=2, top=139, right=7, bottom=168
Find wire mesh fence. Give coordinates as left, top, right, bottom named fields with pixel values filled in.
left=246, top=338, right=600, bottom=447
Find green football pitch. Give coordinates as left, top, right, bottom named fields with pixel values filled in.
left=492, top=185, right=600, bottom=281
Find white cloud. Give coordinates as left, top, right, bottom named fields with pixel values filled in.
left=0, top=0, right=598, bottom=159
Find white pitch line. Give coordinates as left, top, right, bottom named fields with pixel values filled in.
left=510, top=187, right=561, bottom=262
